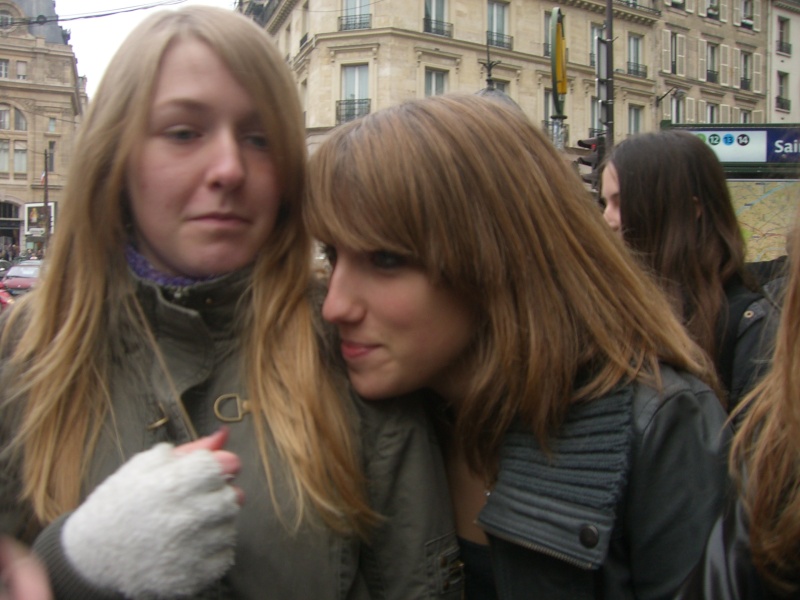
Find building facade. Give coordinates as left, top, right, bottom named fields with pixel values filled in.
left=0, top=0, right=87, bottom=256
left=768, top=0, right=799, bottom=121
left=239, top=0, right=774, bottom=150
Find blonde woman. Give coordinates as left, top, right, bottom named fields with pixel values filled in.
left=0, top=8, right=459, bottom=599
left=680, top=217, right=800, bottom=599
left=305, top=94, right=731, bottom=600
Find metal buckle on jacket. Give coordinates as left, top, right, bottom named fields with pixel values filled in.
left=213, top=393, right=251, bottom=423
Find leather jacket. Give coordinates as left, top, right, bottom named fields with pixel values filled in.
left=0, top=272, right=463, bottom=600
left=478, top=365, right=731, bottom=600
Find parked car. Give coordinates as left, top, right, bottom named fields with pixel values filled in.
left=2, top=260, right=42, bottom=296
left=0, top=259, right=11, bottom=279
left=0, top=287, right=13, bottom=311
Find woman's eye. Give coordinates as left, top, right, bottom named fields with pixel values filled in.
left=370, top=251, right=405, bottom=269
left=164, top=127, right=199, bottom=142
left=245, top=133, right=269, bottom=150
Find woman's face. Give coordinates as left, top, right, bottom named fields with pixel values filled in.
left=321, top=245, right=476, bottom=402
left=601, top=162, right=622, bottom=234
left=126, top=38, right=281, bottom=278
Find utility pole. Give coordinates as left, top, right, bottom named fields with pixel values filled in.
left=43, top=149, right=49, bottom=253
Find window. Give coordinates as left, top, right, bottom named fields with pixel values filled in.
left=670, top=32, right=679, bottom=74
left=0, top=60, right=8, bottom=79
left=671, top=95, right=684, bottom=123
left=0, top=106, right=8, bottom=130
left=707, top=102, right=719, bottom=123
left=628, top=35, right=646, bottom=77
left=590, top=95, right=603, bottom=134
left=544, top=88, right=553, bottom=122
left=741, top=52, right=752, bottom=90
left=706, top=0, right=720, bottom=17
left=338, top=64, right=369, bottom=124
left=544, top=12, right=552, bottom=57
left=707, top=44, right=719, bottom=83
left=628, top=105, right=642, bottom=135
left=740, top=109, right=751, bottom=123
left=48, top=118, right=56, bottom=133
left=487, top=1, right=511, bottom=49
left=0, top=11, right=11, bottom=29
left=776, top=72, right=790, bottom=110
left=340, top=0, right=370, bottom=31
left=425, top=0, right=451, bottom=36
left=494, top=80, right=508, bottom=93
left=13, top=141, right=26, bottom=174
left=16, top=61, right=26, bottom=80
left=48, top=141, right=55, bottom=172
left=741, top=0, right=753, bottom=26
left=0, top=140, right=8, bottom=172
left=778, top=18, right=791, bottom=54
left=590, top=23, right=604, bottom=67
left=425, top=68, right=447, bottom=96
left=13, top=109, right=25, bottom=132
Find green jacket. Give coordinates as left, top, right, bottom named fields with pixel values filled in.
left=1, top=272, right=463, bottom=599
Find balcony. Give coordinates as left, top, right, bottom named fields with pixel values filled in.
left=627, top=62, right=648, bottom=78
left=487, top=30, right=513, bottom=50
left=740, top=15, right=754, bottom=28
left=777, top=40, right=792, bottom=54
left=543, top=42, right=551, bottom=57
left=590, top=52, right=596, bottom=67
left=588, top=127, right=605, bottom=137
left=706, top=5, right=719, bottom=18
left=776, top=96, right=791, bottom=111
left=706, top=69, right=719, bottom=83
left=423, top=18, right=453, bottom=37
left=614, top=0, right=662, bottom=15
left=740, top=77, right=751, bottom=90
left=336, top=99, right=371, bottom=124
left=338, top=14, right=371, bottom=31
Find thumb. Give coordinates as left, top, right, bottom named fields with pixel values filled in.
left=175, top=427, right=229, bottom=455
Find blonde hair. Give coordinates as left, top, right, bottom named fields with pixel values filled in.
left=305, top=94, right=716, bottom=477
left=732, top=213, right=800, bottom=594
left=2, top=6, right=372, bottom=535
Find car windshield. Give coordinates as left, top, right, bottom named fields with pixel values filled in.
left=6, top=265, right=40, bottom=279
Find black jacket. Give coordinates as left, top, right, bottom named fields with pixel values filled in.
left=478, top=365, right=731, bottom=600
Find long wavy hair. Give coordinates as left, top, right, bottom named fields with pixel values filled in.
left=304, top=94, right=715, bottom=477
left=1, top=6, right=372, bottom=536
left=732, top=214, right=800, bottom=594
left=601, top=131, right=750, bottom=366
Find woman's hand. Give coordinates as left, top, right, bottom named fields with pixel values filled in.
left=0, top=537, right=53, bottom=600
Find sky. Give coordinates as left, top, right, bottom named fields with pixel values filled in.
left=54, top=0, right=239, bottom=99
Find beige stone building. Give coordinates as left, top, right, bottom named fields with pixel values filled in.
left=0, top=0, right=87, bottom=256
left=239, top=0, right=772, bottom=150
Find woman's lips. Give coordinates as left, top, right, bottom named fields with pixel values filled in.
left=340, top=340, right=378, bottom=361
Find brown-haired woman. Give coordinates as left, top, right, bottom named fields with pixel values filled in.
left=305, top=94, right=731, bottom=600
left=600, top=131, right=778, bottom=412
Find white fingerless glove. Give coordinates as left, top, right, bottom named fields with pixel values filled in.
left=62, top=443, right=239, bottom=599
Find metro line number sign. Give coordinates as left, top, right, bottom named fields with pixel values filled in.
left=688, top=126, right=800, bottom=164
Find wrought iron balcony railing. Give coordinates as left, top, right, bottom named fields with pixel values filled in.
left=423, top=18, right=453, bottom=37
left=336, top=99, right=371, bottom=124
left=776, top=96, right=791, bottom=111
left=740, top=77, right=751, bottom=90
left=706, top=69, right=719, bottom=83
left=627, top=62, right=648, bottom=78
left=487, top=30, right=513, bottom=50
left=338, top=14, right=372, bottom=31
left=777, top=40, right=792, bottom=54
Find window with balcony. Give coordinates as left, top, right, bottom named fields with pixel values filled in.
left=670, top=32, right=679, bottom=74
left=778, top=18, right=791, bottom=54
left=487, top=1, right=512, bottom=50
left=740, top=109, right=751, bottom=123
left=627, top=35, right=647, bottom=77
left=740, top=0, right=754, bottom=27
left=16, top=61, right=26, bottom=80
left=706, top=44, right=719, bottom=83
left=740, top=52, right=752, bottom=90
left=776, top=72, right=790, bottom=111
left=706, top=0, right=720, bottom=18
left=590, top=23, right=604, bottom=67
left=424, top=0, right=453, bottom=37
left=14, top=109, right=25, bottom=132
left=338, top=64, right=370, bottom=124
left=340, top=0, right=371, bottom=31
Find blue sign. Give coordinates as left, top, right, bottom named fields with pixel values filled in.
left=687, top=126, right=800, bottom=164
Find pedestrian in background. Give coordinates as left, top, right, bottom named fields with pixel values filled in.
left=600, top=130, right=778, bottom=413
left=304, top=94, right=731, bottom=600
left=0, top=7, right=458, bottom=599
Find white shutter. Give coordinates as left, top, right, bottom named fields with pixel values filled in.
left=698, top=39, right=707, bottom=81
left=753, top=52, right=762, bottom=93
left=733, top=107, right=741, bottom=122
left=721, top=44, right=730, bottom=86
left=663, top=95, right=672, bottom=120
left=732, top=48, right=741, bottom=88
left=686, top=97, right=696, bottom=123
left=720, top=0, right=729, bottom=20
left=677, top=34, right=687, bottom=77
left=662, top=30, right=672, bottom=73
left=753, top=0, right=761, bottom=30
left=721, top=104, right=731, bottom=122
left=687, top=0, right=696, bottom=12
left=698, top=99, right=707, bottom=122
left=733, top=0, right=741, bottom=25
left=699, top=0, right=707, bottom=17
left=753, top=110, right=764, bottom=123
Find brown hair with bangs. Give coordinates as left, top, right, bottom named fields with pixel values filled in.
left=305, top=94, right=716, bottom=478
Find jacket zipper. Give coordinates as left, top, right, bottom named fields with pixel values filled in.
left=480, top=521, right=594, bottom=570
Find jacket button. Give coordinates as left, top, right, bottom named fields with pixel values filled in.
left=579, top=525, right=599, bottom=548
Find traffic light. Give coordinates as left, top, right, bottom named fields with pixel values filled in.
left=575, top=135, right=606, bottom=190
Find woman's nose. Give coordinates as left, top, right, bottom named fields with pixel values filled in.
left=207, top=130, right=245, bottom=190
left=322, top=264, right=364, bottom=324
